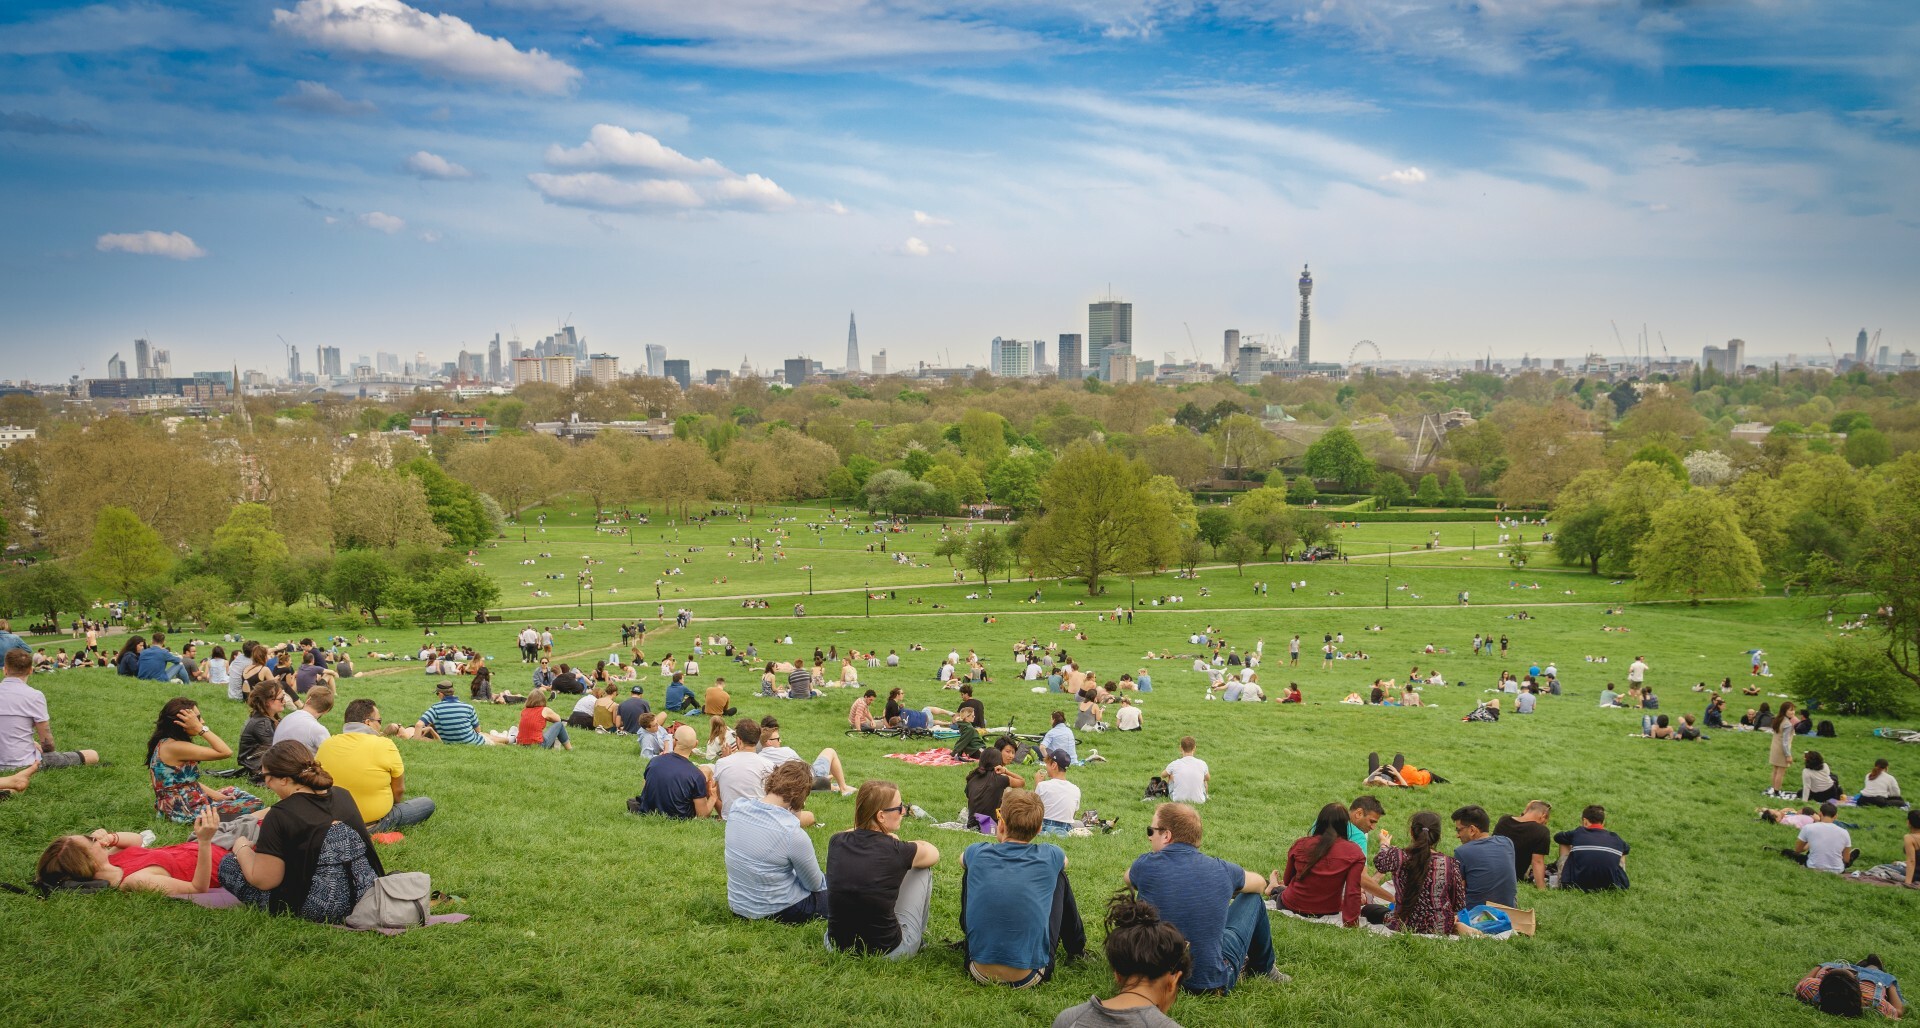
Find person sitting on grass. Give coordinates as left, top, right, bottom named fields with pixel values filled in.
left=950, top=706, right=986, bottom=761
left=566, top=689, right=598, bottom=730
left=1904, top=810, right=1920, bottom=889
left=961, top=790, right=1087, bottom=988
left=1803, top=752, right=1845, bottom=803
left=849, top=689, right=879, bottom=732
left=222, top=741, right=384, bottom=923
left=615, top=685, right=650, bottom=734
left=1450, top=804, right=1517, bottom=907
left=416, top=681, right=510, bottom=746
left=665, top=673, right=699, bottom=714
left=1268, top=802, right=1365, bottom=926
left=757, top=718, right=855, bottom=798
left=148, top=697, right=265, bottom=824
left=1127, top=801, right=1287, bottom=993
left=1704, top=695, right=1728, bottom=729
left=1554, top=804, right=1630, bottom=890
left=1860, top=759, right=1904, bottom=808
left=1495, top=801, right=1554, bottom=890
left=317, top=699, right=436, bottom=833
left=35, top=808, right=227, bottom=895
left=1796, top=955, right=1907, bottom=1020
left=725, top=759, right=830, bottom=924
left=1051, top=892, right=1193, bottom=1028
left=273, top=685, right=333, bottom=754
left=634, top=725, right=715, bottom=819
left=1787, top=802, right=1857, bottom=873
left=826, top=779, right=940, bottom=959
left=1034, top=750, right=1083, bottom=837
left=1363, top=811, right=1465, bottom=934
left=636, top=712, right=672, bottom=760
left=1, top=647, right=101, bottom=792
left=966, top=747, right=1026, bottom=835
left=237, top=681, right=285, bottom=781
left=704, top=677, right=737, bottom=718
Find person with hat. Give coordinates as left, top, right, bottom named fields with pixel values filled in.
left=1034, top=750, right=1082, bottom=837
left=615, top=684, right=651, bottom=734
left=416, top=681, right=508, bottom=745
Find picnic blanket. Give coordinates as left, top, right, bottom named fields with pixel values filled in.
left=885, top=747, right=975, bottom=767
left=175, top=889, right=470, bottom=934
left=1267, top=901, right=1518, bottom=940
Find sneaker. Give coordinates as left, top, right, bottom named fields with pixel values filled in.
left=1263, top=969, right=1293, bottom=984
left=1085, top=750, right=1108, bottom=764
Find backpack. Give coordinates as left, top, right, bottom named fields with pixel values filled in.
left=1817, top=720, right=1836, bottom=738
left=344, top=871, right=432, bottom=930
left=1143, top=775, right=1170, bottom=800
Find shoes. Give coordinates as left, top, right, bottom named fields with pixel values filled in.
left=1085, top=750, right=1107, bottom=764
left=1263, top=969, right=1294, bottom=984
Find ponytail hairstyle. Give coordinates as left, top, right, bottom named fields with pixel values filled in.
left=246, top=679, right=284, bottom=720
left=1102, top=889, right=1192, bottom=987
left=968, top=745, right=1002, bottom=782
left=146, top=697, right=201, bottom=762
left=1870, top=759, right=1889, bottom=781
left=1400, top=811, right=1443, bottom=909
left=260, top=740, right=332, bottom=790
left=1298, top=802, right=1352, bottom=878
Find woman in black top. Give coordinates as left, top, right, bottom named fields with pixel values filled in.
left=237, top=680, right=284, bottom=782
left=223, top=741, right=383, bottom=923
left=826, top=780, right=939, bottom=957
left=964, top=749, right=1024, bottom=833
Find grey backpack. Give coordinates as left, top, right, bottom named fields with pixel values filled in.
left=344, top=871, right=432, bottom=930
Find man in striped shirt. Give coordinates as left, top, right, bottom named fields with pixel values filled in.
left=417, top=682, right=496, bottom=745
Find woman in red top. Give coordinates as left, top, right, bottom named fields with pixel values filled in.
left=1268, top=802, right=1366, bottom=926
left=35, top=808, right=226, bottom=895
left=516, top=689, right=572, bottom=750
left=1366, top=811, right=1466, bottom=934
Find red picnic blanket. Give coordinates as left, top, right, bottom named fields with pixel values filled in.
left=884, top=747, right=975, bottom=767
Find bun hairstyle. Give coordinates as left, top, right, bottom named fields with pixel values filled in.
left=1103, top=890, right=1192, bottom=985
left=260, top=740, right=333, bottom=790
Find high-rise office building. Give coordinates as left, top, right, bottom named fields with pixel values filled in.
left=377, top=352, right=400, bottom=376
left=318, top=346, right=342, bottom=378
left=1109, top=353, right=1137, bottom=384
left=1296, top=266, right=1314, bottom=366
left=1224, top=329, right=1240, bottom=370
left=705, top=369, right=731, bottom=386
left=664, top=359, right=691, bottom=389
left=106, top=352, right=127, bottom=379
left=1057, top=334, right=1083, bottom=380
left=872, top=350, right=887, bottom=377
left=488, top=335, right=502, bottom=382
left=287, top=346, right=302, bottom=381
left=990, top=337, right=1033, bottom=378
left=507, top=339, right=523, bottom=361
left=645, top=344, right=666, bottom=378
left=1856, top=329, right=1870, bottom=367
left=1088, top=300, right=1132, bottom=381
left=1701, top=339, right=1746, bottom=378
left=134, top=338, right=151, bottom=378
left=783, top=358, right=810, bottom=387
left=150, top=348, right=172, bottom=378
left=589, top=354, right=620, bottom=385
left=1878, top=346, right=1891, bottom=369
left=511, top=356, right=544, bottom=387
left=846, top=312, right=860, bottom=373
left=1034, top=340, right=1047, bottom=371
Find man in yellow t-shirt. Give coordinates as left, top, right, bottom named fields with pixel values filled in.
left=316, top=698, right=436, bottom=833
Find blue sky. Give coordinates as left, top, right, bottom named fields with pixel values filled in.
left=2, top=0, right=1916, bottom=382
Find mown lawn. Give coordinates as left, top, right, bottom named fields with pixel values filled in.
left=4, top=518, right=1914, bottom=1027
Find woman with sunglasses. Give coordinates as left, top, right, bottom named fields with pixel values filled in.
left=826, top=779, right=940, bottom=959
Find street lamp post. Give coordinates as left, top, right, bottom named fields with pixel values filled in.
left=865, top=582, right=870, bottom=619
left=1130, top=576, right=1136, bottom=610
left=1385, top=575, right=1391, bottom=609
left=808, top=567, right=813, bottom=596
left=1472, top=528, right=1476, bottom=551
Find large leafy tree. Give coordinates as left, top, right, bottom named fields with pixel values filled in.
left=7, top=562, right=86, bottom=626
left=401, top=456, right=491, bottom=548
left=1020, top=443, right=1178, bottom=595
left=1303, top=425, right=1374, bottom=491
left=964, top=530, right=1012, bottom=587
left=1234, top=486, right=1291, bottom=558
left=1815, top=453, right=1920, bottom=690
left=80, top=506, right=173, bottom=605
left=1209, top=414, right=1276, bottom=482
left=1631, top=491, right=1763, bottom=605
left=332, top=470, right=449, bottom=551
left=208, top=503, right=289, bottom=608
left=327, top=549, right=398, bottom=625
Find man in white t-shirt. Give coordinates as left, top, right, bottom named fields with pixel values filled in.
left=1627, top=657, right=1648, bottom=686
left=1034, top=750, right=1081, bottom=836
left=1114, top=697, right=1143, bottom=731
left=1793, top=802, right=1855, bottom=873
left=713, top=718, right=776, bottom=819
left=1164, top=736, right=1210, bottom=804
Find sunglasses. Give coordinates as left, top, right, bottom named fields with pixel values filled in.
left=880, top=803, right=908, bottom=814
left=1146, top=825, right=1166, bottom=837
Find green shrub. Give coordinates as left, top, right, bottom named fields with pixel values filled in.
left=1787, top=637, right=1915, bottom=718
left=384, top=607, right=417, bottom=630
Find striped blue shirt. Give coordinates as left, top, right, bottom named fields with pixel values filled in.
left=724, top=798, right=824, bottom=918
left=419, top=696, right=482, bottom=745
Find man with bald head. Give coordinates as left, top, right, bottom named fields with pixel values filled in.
left=635, top=724, right=716, bottom=819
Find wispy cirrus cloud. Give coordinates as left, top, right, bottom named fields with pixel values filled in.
left=530, top=124, right=795, bottom=213
left=1, top=110, right=99, bottom=135
left=97, top=230, right=206, bottom=259
left=277, top=80, right=378, bottom=116
left=403, top=150, right=472, bottom=179
left=272, top=0, right=582, bottom=94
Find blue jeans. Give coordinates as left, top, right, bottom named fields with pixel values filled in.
left=370, top=797, right=436, bottom=832
left=543, top=721, right=570, bottom=748
left=1041, top=820, right=1072, bottom=837
left=1205, top=892, right=1276, bottom=993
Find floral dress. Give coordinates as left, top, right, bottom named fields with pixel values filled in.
left=1373, top=845, right=1467, bottom=935
left=150, top=755, right=265, bottom=823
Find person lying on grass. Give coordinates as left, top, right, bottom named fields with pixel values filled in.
left=35, top=808, right=226, bottom=895
left=1796, top=954, right=1907, bottom=1020
left=1757, top=805, right=1819, bottom=827
left=1051, top=891, right=1193, bottom=1028
left=1363, top=752, right=1446, bottom=788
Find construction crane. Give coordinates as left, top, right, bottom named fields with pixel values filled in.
left=1181, top=322, right=1203, bottom=364
left=1610, top=320, right=1627, bottom=363
left=1825, top=337, right=1839, bottom=366
left=1657, top=331, right=1669, bottom=360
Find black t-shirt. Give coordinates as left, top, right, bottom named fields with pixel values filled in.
left=826, top=829, right=919, bottom=954
left=254, top=789, right=382, bottom=916
left=959, top=697, right=986, bottom=727
left=884, top=698, right=903, bottom=722
left=1494, top=816, right=1552, bottom=881
left=615, top=697, right=650, bottom=733
left=551, top=673, right=586, bottom=695
left=966, top=771, right=1010, bottom=820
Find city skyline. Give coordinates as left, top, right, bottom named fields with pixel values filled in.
left=1, top=1, right=1916, bottom=382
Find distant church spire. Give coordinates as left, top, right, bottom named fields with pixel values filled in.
left=846, top=312, right=860, bottom=373
left=232, top=363, right=252, bottom=433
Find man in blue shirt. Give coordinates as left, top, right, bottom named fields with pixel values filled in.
left=960, top=791, right=1085, bottom=987
left=664, top=673, right=699, bottom=713
left=724, top=761, right=827, bottom=922
left=0, top=620, right=28, bottom=660
left=531, top=659, right=556, bottom=691
left=1450, top=804, right=1518, bottom=907
left=1554, top=804, right=1630, bottom=891
left=136, top=633, right=190, bottom=684
left=1041, top=711, right=1077, bottom=765
left=417, top=682, right=492, bottom=745
left=636, top=725, right=714, bottom=819
left=1128, top=802, right=1287, bottom=994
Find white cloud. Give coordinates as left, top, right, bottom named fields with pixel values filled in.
left=96, top=230, right=206, bottom=260
left=912, top=210, right=952, bottom=226
left=358, top=210, right=406, bottom=232
left=898, top=236, right=931, bottom=257
left=528, top=172, right=705, bottom=210
left=534, top=126, right=797, bottom=213
left=827, top=200, right=851, bottom=215
left=272, top=0, right=581, bottom=95
left=278, top=80, right=378, bottom=116
left=418, top=228, right=443, bottom=242
left=545, top=124, right=730, bottom=176
left=403, top=149, right=472, bottom=179
left=1379, top=166, right=1428, bottom=184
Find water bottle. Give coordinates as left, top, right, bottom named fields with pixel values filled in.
left=139, top=830, right=157, bottom=848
